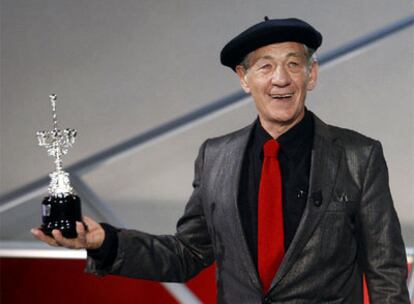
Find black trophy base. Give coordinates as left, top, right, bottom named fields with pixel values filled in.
left=41, top=194, right=82, bottom=239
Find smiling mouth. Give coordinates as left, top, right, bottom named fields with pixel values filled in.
left=269, top=93, right=294, bottom=100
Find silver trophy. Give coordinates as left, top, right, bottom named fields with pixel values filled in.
left=37, top=94, right=82, bottom=238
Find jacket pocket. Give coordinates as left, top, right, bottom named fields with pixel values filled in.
left=319, top=209, right=357, bottom=263
left=326, top=190, right=359, bottom=212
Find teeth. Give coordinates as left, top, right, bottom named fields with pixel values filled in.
left=270, top=94, right=293, bottom=98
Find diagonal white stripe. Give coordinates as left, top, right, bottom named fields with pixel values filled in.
left=162, top=282, right=202, bottom=304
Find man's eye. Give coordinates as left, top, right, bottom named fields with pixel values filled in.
left=288, top=62, right=299, bottom=68
left=259, top=64, right=272, bottom=70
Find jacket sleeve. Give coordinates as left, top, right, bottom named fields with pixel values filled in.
left=357, top=141, right=409, bottom=303
left=85, top=140, right=215, bottom=282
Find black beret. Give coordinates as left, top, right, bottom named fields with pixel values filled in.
left=220, top=17, right=322, bottom=71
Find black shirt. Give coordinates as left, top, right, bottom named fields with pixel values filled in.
left=238, top=110, right=314, bottom=268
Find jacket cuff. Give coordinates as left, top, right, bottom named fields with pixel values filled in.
left=86, top=223, right=119, bottom=269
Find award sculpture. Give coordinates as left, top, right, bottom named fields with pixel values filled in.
left=37, top=94, right=82, bottom=238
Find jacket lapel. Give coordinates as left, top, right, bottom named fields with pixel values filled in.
left=223, top=122, right=263, bottom=292
left=270, top=115, right=343, bottom=289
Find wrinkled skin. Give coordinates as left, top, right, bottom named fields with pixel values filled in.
left=236, top=42, right=318, bottom=139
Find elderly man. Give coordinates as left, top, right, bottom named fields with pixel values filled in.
left=33, top=18, right=409, bottom=303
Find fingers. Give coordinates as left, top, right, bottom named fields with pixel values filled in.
left=51, top=229, right=83, bottom=249
left=31, top=228, right=59, bottom=247
left=32, top=216, right=98, bottom=249
left=51, top=229, right=69, bottom=247
left=50, top=221, right=89, bottom=249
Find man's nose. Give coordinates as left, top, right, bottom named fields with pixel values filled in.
left=271, top=66, right=291, bottom=87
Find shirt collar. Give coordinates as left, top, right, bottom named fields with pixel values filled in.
left=253, top=109, right=314, bottom=161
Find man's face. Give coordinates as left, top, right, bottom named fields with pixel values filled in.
left=236, top=42, right=318, bottom=133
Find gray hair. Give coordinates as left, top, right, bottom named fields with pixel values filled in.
left=239, top=43, right=317, bottom=71
left=303, top=44, right=317, bottom=65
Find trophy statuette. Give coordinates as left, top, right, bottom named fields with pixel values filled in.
left=36, top=94, right=82, bottom=238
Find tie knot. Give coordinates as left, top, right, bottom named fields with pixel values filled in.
left=263, top=139, right=280, bottom=157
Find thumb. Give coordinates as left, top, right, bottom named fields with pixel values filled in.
left=83, top=216, right=98, bottom=228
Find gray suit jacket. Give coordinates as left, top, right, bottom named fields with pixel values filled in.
left=86, top=113, right=409, bottom=304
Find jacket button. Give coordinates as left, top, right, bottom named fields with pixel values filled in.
left=262, top=296, right=271, bottom=304
left=312, top=190, right=323, bottom=207
left=314, top=199, right=322, bottom=207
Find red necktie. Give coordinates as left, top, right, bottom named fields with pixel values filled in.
left=258, top=139, right=285, bottom=293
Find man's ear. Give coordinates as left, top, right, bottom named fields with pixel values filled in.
left=306, top=60, right=319, bottom=91
left=235, top=65, right=251, bottom=94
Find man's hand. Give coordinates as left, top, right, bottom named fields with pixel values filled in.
left=31, top=216, right=105, bottom=250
